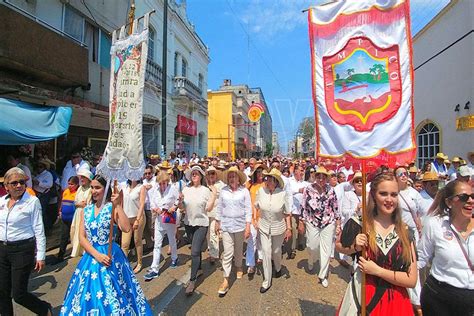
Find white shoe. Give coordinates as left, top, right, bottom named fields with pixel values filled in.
left=320, top=278, right=329, bottom=288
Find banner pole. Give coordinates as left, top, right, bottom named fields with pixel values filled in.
left=108, top=179, right=118, bottom=259
left=361, top=160, right=368, bottom=316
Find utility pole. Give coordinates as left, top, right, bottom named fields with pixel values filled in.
left=161, top=0, right=168, bottom=157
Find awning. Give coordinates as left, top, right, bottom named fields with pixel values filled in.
left=0, top=97, right=72, bottom=145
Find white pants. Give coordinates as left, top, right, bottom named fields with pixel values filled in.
left=306, top=222, right=336, bottom=280
left=409, top=227, right=421, bottom=306
left=151, top=220, right=177, bottom=272
left=246, top=224, right=259, bottom=267
left=221, top=231, right=244, bottom=278
left=208, top=218, right=220, bottom=259
left=259, top=230, right=285, bottom=289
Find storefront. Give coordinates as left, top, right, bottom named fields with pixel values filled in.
left=174, top=115, right=197, bottom=157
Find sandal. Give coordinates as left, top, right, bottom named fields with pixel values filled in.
left=133, top=264, right=142, bottom=274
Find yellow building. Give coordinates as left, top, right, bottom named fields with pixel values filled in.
left=207, top=91, right=236, bottom=159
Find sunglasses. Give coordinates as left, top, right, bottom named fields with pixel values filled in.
left=353, top=179, right=362, bottom=184
left=451, top=193, right=474, bottom=203
left=8, top=180, right=26, bottom=186
left=396, top=171, right=408, bottom=177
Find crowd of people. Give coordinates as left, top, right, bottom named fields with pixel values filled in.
left=0, top=148, right=473, bottom=315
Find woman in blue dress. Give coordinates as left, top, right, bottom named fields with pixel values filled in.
left=60, top=175, right=152, bottom=315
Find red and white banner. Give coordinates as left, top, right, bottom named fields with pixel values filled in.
left=309, top=0, right=416, bottom=167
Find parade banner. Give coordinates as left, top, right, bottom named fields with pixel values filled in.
left=308, top=0, right=415, bottom=168
left=96, top=19, right=149, bottom=181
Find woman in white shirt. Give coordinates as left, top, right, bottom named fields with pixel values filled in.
left=0, top=167, right=52, bottom=315
left=418, top=180, right=474, bottom=315
left=178, top=166, right=217, bottom=295
left=255, top=168, right=292, bottom=293
left=144, top=171, right=180, bottom=281
left=215, top=166, right=252, bottom=296
left=70, top=168, right=92, bottom=258
left=121, top=179, right=146, bottom=273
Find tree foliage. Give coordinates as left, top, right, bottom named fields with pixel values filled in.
left=297, top=117, right=315, bottom=140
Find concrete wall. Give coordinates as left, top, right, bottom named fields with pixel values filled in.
left=413, top=0, right=473, bottom=160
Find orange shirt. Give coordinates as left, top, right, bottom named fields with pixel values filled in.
left=246, top=181, right=265, bottom=221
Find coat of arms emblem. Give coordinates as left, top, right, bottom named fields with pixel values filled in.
left=323, top=37, right=402, bottom=132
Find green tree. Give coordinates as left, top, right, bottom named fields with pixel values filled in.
left=369, top=67, right=377, bottom=79
left=346, top=68, right=355, bottom=79
left=265, top=143, right=274, bottom=157
left=297, top=117, right=315, bottom=141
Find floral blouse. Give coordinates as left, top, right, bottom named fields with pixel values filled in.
left=301, top=184, right=340, bottom=229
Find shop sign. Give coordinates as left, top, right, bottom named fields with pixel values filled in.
left=176, top=115, right=197, bottom=136
left=456, top=115, right=474, bottom=131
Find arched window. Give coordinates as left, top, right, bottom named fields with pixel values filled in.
left=148, top=27, right=155, bottom=61
left=174, top=52, right=179, bottom=77
left=181, top=58, right=187, bottom=77
left=417, top=121, right=440, bottom=168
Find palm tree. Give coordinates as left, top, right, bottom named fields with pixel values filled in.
left=369, top=67, right=377, bottom=80
left=374, top=64, right=385, bottom=81
left=346, top=68, right=355, bottom=79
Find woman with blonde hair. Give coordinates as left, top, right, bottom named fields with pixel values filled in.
left=337, top=173, right=417, bottom=315
left=144, top=171, right=180, bottom=281
left=215, top=166, right=251, bottom=296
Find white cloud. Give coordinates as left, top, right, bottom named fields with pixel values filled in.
left=234, top=0, right=324, bottom=41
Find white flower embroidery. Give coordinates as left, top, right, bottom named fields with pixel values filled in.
left=85, top=292, right=91, bottom=301
left=91, top=258, right=97, bottom=265
left=60, top=306, right=67, bottom=314
left=91, top=272, right=98, bottom=280
left=96, top=290, right=103, bottom=300
left=84, top=270, right=90, bottom=277
left=74, top=269, right=80, bottom=275
left=92, top=236, right=98, bottom=243
left=90, top=221, right=98, bottom=229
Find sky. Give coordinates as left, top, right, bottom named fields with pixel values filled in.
left=186, top=0, right=450, bottom=154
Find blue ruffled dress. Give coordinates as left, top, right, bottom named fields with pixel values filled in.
left=60, top=202, right=152, bottom=315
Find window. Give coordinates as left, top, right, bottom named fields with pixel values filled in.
left=99, top=30, right=111, bottom=69
left=174, top=52, right=179, bottom=77
left=181, top=58, right=187, bottom=77
left=198, top=73, right=203, bottom=92
left=198, top=132, right=204, bottom=150
left=143, top=124, right=158, bottom=156
left=84, top=21, right=98, bottom=62
left=63, top=5, right=84, bottom=42
left=148, top=27, right=155, bottom=61
left=417, top=122, right=440, bottom=168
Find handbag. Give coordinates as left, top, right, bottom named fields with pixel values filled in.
left=161, top=209, right=177, bottom=224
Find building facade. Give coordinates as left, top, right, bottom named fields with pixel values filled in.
left=272, top=132, right=279, bottom=156
left=208, top=80, right=273, bottom=159
left=413, top=0, right=473, bottom=167
left=135, top=0, right=209, bottom=158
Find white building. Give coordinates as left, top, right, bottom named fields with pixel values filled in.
left=136, top=0, right=209, bottom=158
left=272, top=132, right=279, bottom=156
left=413, top=0, right=473, bottom=167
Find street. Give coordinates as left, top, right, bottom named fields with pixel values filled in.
left=15, top=237, right=350, bottom=315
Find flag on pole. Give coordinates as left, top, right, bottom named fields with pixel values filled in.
left=96, top=14, right=151, bottom=181
left=308, top=0, right=415, bottom=168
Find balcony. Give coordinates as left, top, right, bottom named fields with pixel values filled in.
left=0, top=5, right=88, bottom=88
left=172, top=76, right=207, bottom=110
left=144, top=58, right=162, bottom=92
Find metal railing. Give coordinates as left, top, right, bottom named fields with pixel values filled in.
left=145, top=58, right=163, bottom=88
left=173, top=76, right=203, bottom=100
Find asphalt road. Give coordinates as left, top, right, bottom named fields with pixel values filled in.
left=14, top=238, right=350, bottom=315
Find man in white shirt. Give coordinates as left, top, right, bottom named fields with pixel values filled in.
left=142, top=165, right=156, bottom=252
left=466, top=151, right=474, bottom=181
left=7, top=153, right=33, bottom=188
left=33, top=159, right=54, bottom=233
left=61, top=152, right=90, bottom=190
left=448, top=156, right=462, bottom=181
left=287, top=164, right=308, bottom=257
left=337, top=160, right=354, bottom=179
left=419, top=172, right=439, bottom=220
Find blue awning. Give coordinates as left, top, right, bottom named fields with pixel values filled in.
left=0, top=97, right=72, bottom=145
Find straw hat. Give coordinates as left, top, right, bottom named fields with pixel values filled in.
left=249, top=164, right=266, bottom=177
left=149, top=154, right=160, bottom=159
left=37, top=159, right=51, bottom=169
left=223, top=166, right=247, bottom=185
left=408, top=166, right=418, bottom=173
left=0, top=176, right=4, bottom=183
left=314, top=166, right=330, bottom=176
left=422, top=172, right=439, bottom=182
left=452, top=156, right=461, bottom=163
left=158, top=161, right=172, bottom=169
left=444, top=159, right=451, bottom=165
left=184, top=165, right=206, bottom=181
left=77, top=168, right=93, bottom=181
left=206, top=166, right=222, bottom=180
left=457, top=165, right=472, bottom=177
left=216, top=160, right=227, bottom=170
left=435, top=153, right=447, bottom=160
left=262, top=168, right=284, bottom=188
left=351, top=171, right=363, bottom=183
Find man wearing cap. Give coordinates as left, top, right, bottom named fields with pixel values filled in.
left=61, top=152, right=90, bottom=190
left=456, top=165, right=472, bottom=183
left=430, top=153, right=448, bottom=180
left=419, top=172, right=439, bottom=221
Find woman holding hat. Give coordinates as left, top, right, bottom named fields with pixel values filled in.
left=255, top=168, right=292, bottom=293
left=205, top=166, right=225, bottom=264
left=0, top=167, right=52, bottom=316
left=178, top=165, right=217, bottom=295
left=246, top=164, right=266, bottom=275
left=418, top=180, right=474, bottom=315
left=215, top=166, right=252, bottom=296
left=70, top=168, right=93, bottom=258
left=300, top=166, right=341, bottom=288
